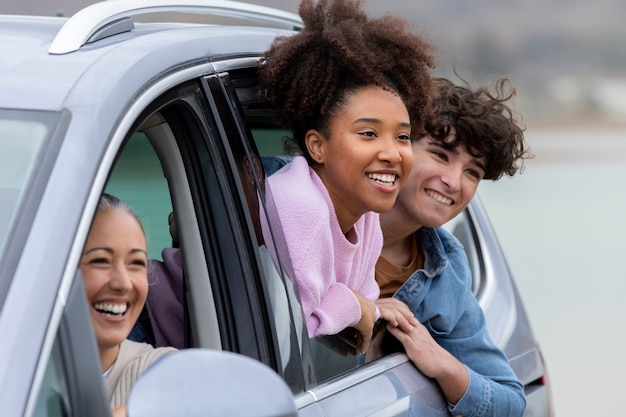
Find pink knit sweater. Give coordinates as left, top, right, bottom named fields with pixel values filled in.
left=262, top=156, right=381, bottom=337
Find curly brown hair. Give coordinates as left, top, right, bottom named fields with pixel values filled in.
left=258, top=0, right=436, bottom=165
left=424, top=76, right=532, bottom=180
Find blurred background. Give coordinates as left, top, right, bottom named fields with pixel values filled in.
left=3, top=0, right=625, bottom=415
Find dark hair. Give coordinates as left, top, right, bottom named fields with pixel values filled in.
left=258, top=0, right=436, bottom=165
left=97, top=192, right=145, bottom=235
left=424, top=76, right=532, bottom=180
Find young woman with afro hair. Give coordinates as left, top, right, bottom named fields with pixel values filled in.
left=258, top=0, right=436, bottom=354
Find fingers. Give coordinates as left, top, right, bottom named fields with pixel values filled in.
left=386, top=323, right=408, bottom=341
left=356, top=328, right=372, bottom=355
left=376, top=298, right=418, bottom=332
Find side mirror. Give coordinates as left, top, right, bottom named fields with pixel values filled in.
left=127, top=349, right=297, bottom=417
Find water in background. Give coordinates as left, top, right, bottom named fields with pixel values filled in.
left=478, top=127, right=626, bottom=416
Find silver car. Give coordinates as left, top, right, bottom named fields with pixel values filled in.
left=0, top=0, right=552, bottom=415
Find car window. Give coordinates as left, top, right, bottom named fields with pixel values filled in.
left=204, top=70, right=311, bottom=391
left=0, top=110, right=63, bottom=303
left=106, top=132, right=173, bottom=261
left=32, top=338, right=69, bottom=417
left=30, top=271, right=110, bottom=417
left=102, top=92, right=218, bottom=351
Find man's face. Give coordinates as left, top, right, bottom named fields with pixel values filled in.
left=391, top=133, right=487, bottom=229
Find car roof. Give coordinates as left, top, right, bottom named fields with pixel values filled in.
left=0, top=0, right=300, bottom=111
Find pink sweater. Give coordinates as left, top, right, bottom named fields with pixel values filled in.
left=262, top=156, right=382, bottom=337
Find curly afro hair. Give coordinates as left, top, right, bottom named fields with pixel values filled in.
left=258, top=0, right=436, bottom=164
left=424, top=76, right=532, bottom=180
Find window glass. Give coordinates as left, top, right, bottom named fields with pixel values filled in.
left=32, top=337, right=70, bottom=417
left=251, top=129, right=363, bottom=384
left=105, top=122, right=186, bottom=350
left=106, top=132, right=173, bottom=261
left=0, top=110, right=55, bottom=259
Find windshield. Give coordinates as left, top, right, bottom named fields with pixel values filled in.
left=0, top=110, right=58, bottom=258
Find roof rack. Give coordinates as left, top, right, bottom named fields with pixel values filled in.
left=49, top=0, right=303, bottom=55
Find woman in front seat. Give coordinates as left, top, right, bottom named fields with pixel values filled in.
left=79, top=193, right=176, bottom=417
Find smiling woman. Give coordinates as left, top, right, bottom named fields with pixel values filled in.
left=79, top=193, right=176, bottom=417
left=257, top=0, right=436, bottom=355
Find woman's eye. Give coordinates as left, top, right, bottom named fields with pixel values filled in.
left=130, top=259, right=147, bottom=268
left=90, top=257, right=109, bottom=265
left=359, top=130, right=376, bottom=138
left=397, top=133, right=411, bottom=141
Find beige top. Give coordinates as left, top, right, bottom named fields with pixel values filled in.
left=104, top=339, right=176, bottom=409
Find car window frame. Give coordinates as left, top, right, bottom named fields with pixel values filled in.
left=203, top=69, right=311, bottom=392
left=28, top=270, right=110, bottom=417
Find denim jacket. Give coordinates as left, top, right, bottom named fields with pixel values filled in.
left=394, top=227, right=526, bottom=417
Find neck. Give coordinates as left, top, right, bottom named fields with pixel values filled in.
left=380, top=212, right=422, bottom=266
left=100, top=344, right=121, bottom=374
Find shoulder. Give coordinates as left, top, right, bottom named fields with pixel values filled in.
left=433, top=227, right=462, bottom=247
left=420, top=228, right=472, bottom=288
left=262, top=155, right=294, bottom=176
left=120, top=340, right=177, bottom=370
left=266, top=156, right=331, bottom=220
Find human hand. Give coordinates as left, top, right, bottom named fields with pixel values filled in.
left=364, top=319, right=388, bottom=362
left=386, top=322, right=469, bottom=404
left=375, top=297, right=418, bottom=333
left=111, top=404, right=127, bottom=417
left=350, top=290, right=378, bottom=354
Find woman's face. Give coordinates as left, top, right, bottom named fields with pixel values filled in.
left=80, top=208, right=148, bottom=352
left=309, top=85, right=413, bottom=231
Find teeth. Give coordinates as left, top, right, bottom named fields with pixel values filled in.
left=94, top=302, right=128, bottom=315
left=368, top=173, right=396, bottom=185
left=426, top=190, right=453, bottom=205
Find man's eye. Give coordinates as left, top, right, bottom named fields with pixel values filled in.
left=433, top=151, right=447, bottom=160
left=466, top=169, right=483, bottom=179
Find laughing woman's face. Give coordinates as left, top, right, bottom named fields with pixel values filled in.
left=80, top=208, right=148, bottom=360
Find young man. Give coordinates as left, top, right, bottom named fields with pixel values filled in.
left=372, top=76, right=531, bottom=417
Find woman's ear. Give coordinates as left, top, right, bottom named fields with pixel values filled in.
left=305, top=129, right=325, bottom=163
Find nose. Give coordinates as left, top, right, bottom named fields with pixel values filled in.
left=440, top=164, right=462, bottom=192
left=108, top=264, right=133, bottom=292
left=378, top=136, right=403, bottom=165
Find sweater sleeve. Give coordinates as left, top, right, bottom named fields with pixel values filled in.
left=264, top=156, right=364, bottom=337
left=287, top=206, right=362, bottom=337
left=306, top=282, right=361, bottom=336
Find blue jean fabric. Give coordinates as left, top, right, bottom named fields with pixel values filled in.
left=393, top=227, right=526, bottom=417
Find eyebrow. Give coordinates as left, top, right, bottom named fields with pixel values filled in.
left=428, top=140, right=487, bottom=173
left=472, top=159, right=487, bottom=173
left=82, top=247, right=148, bottom=256
left=354, top=118, right=411, bottom=129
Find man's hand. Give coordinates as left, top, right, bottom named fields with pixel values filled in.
left=376, top=297, right=418, bottom=332
left=386, top=322, right=469, bottom=404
